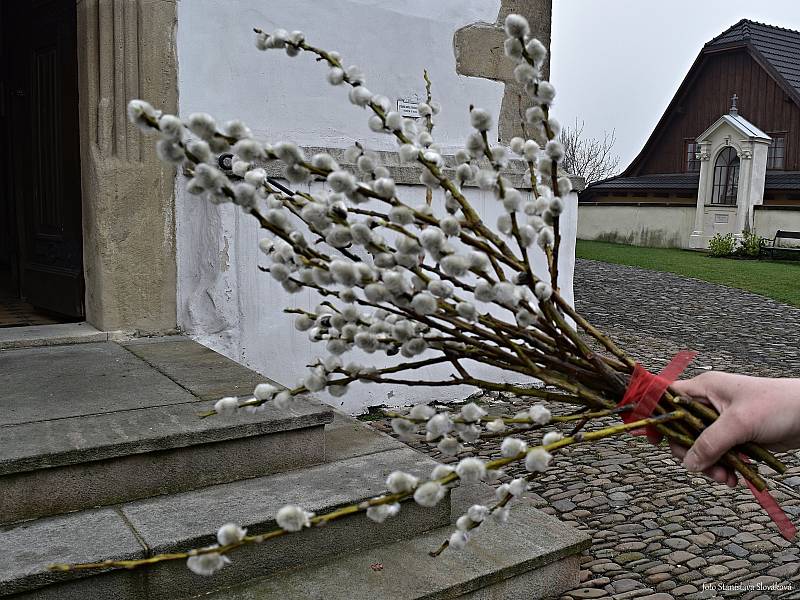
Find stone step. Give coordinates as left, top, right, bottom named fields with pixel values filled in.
left=0, top=322, right=107, bottom=351
left=0, top=337, right=334, bottom=523
left=201, top=500, right=589, bottom=600
left=2, top=429, right=450, bottom=600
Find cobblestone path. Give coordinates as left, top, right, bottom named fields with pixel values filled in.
left=368, top=259, right=800, bottom=600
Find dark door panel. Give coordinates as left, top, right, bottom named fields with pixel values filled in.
left=5, top=0, right=84, bottom=317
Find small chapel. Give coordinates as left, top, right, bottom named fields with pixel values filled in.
left=579, top=19, right=800, bottom=249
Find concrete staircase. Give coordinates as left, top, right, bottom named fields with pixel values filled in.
left=0, top=335, right=589, bottom=599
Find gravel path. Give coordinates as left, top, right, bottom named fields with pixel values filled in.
left=368, top=259, right=800, bottom=600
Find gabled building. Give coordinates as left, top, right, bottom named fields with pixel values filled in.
left=579, top=19, right=800, bottom=248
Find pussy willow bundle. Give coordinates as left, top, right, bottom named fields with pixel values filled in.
left=52, top=13, right=791, bottom=578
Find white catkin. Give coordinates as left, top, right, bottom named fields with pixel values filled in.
left=349, top=85, right=373, bottom=107
left=327, top=67, right=345, bottom=85
left=504, top=35, right=523, bottom=59
left=537, top=226, right=554, bottom=249
left=504, top=13, right=530, bottom=38
left=409, top=404, right=436, bottom=420
left=439, top=216, right=461, bottom=237
left=426, top=413, right=453, bottom=439
left=493, top=281, right=518, bottom=305
left=516, top=309, right=536, bottom=327
left=186, top=552, right=231, bottom=576
left=549, top=196, right=564, bottom=215
left=456, top=515, right=473, bottom=531
left=493, top=506, right=511, bottom=523
left=294, top=314, right=313, bottom=331
left=254, top=383, right=277, bottom=400
left=411, top=292, right=437, bottom=315
left=368, top=115, right=384, bottom=132
left=537, top=81, right=556, bottom=104
left=501, top=437, right=528, bottom=458
left=497, top=213, right=513, bottom=235
left=449, top=530, right=469, bottom=550
left=216, top=523, right=247, bottom=546
left=187, top=112, right=217, bottom=140
left=276, top=505, right=313, bottom=532
left=461, top=402, right=487, bottom=422
left=508, top=478, right=528, bottom=497
left=273, top=390, right=292, bottom=410
left=525, top=448, right=553, bottom=473
left=486, top=418, right=506, bottom=433
left=413, top=481, right=446, bottom=507
left=214, top=397, right=238, bottom=415
left=428, top=279, right=453, bottom=299
left=456, top=301, right=478, bottom=321
left=526, top=38, right=548, bottom=65
left=534, top=281, right=553, bottom=301
left=391, top=418, right=416, bottom=439
left=468, top=504, right=490, bottom=522
left=529, top=403, right=552, bottom=424
left=437, top=436, right=461, bottom=456
left=399, top=144, right=420, bottom=162
left=543, top=431, right=563, bottom=446
left=467, top=251, right=489, bottom=271
left=431, top=464, right=455, bottom=479
left=386, top=471, right=419, bottom=494
left=514, top=62, right=537, bottom=84
left=455, top=457, right=486, bottom=482
left=366, top=503, right=400, bottom=523
left=389, top=206, right=414, bottom=225
left=373, top=177, right=396, bottom=199
left=458, top=424, right=481, bottom=444
left=233, top=139, right=264, bottom=162
left=470, top=108, right=492, bottom=131
left=440, top=254, right=468, bottom=277
left=474, top=281, right=495, bottom=302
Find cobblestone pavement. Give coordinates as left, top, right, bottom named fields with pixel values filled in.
left=367, top=259, right=800, bottom=600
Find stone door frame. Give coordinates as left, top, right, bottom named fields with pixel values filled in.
left=75, top=0, right=178, bottom=333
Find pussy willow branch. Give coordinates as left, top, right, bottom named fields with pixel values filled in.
left=50, top=410, right=686, bottom=573
left=423, top=68, right=434, bottom=207
left=147, top=30, right=781, bottom=499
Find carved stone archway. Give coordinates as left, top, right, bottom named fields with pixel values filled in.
left=75, top=0, right=178, bottom=333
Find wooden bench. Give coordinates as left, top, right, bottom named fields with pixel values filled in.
left=762, top=230, right=800, bottom=259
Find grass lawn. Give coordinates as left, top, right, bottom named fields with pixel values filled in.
left=575, top=240, right=800, bottom=308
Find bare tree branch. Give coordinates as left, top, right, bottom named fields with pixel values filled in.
left=558, top=118, right=620, bottom=184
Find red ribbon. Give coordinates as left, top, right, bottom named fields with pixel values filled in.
left=616, top=350, right=796, bottom=540
left=617, top=350, right=698, bottom=437
left=740, top=455, right=797, bottom=540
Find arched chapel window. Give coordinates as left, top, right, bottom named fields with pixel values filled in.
left=710, top=147, right=739, bottom=205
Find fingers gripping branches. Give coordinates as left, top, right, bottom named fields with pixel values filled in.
left=55, top=13, right=788, bottom=578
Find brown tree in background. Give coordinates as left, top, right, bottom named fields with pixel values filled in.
left=558, top=119, right=620, bottom=184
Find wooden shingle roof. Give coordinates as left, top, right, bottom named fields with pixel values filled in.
left=581, top=172, right=800, bottom=200
left=706, top=19, right=800, bottom=98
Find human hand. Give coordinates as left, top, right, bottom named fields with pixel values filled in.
left=648, top=372, right=800, bottom=487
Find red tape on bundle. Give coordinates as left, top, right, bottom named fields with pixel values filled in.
left=616, top=350, right=796, bottom=541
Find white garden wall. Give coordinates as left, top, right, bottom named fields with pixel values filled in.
left=175, top=0, right=577, bottom=413
left=754, top=207, right=800, bottom=245
left=578, top=204, right=697, bottom=249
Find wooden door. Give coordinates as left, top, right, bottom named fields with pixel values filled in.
left=4, top=0, right=84, bottom=317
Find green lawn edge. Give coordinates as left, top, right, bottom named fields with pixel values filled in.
left=575, top=240, right=800, bottom=308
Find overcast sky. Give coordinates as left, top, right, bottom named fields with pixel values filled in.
left=550, top=0, right=800, bottom=172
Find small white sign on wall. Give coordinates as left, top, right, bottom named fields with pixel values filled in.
left=397, top=97, right=421, bottom=118
left=714, top=213, right=729, bottom=224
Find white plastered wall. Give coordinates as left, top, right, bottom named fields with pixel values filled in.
left=174, top=0, right=576, bottom=413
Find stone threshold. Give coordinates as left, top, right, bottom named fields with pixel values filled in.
left=0, top=322, right=108, bottom=350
